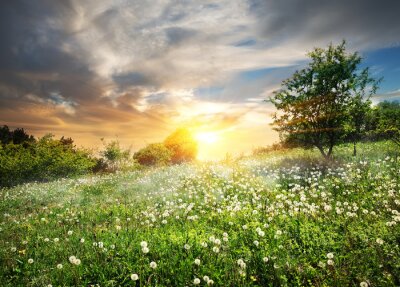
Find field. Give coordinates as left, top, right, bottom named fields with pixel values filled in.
left=1, top=142, right=399, bottom=287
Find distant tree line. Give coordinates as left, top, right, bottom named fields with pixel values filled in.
left=0, top=126, right=197, bottom=187
left=269, top=41, right=399, bottom=158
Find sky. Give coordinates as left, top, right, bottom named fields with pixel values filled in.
left=1, top=0, right=400, bottom=159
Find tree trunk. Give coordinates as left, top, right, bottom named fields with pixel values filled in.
left=353, top=141, right=357, bottom=156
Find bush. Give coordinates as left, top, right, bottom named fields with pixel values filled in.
left=133, top=143, right=172, bottom=166
left=0, top=134, right=96, bottom=187
left=164, top=128, right=197, bottom=164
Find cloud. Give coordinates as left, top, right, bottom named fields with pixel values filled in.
left=0, top=0, right=399, bottom=157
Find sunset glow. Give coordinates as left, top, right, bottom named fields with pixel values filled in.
left=195, top=131, right=220, bottom=144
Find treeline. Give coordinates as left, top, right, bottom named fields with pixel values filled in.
left=0, top=127, right=197, bottom=187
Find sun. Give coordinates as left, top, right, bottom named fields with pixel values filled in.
left=195, top=131, right=219, bottom=144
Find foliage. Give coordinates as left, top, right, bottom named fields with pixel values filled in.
left=0, top=125, right=35, bottom=145
left=164, top=128, right=198, bottom=164
left=372, top=101, right=400, bottom=147
left=0, top=134, right=96, bottom=187
left=133, top=143, right=172, bottom=166
left=269, top=41, right=380, bottom=159
left=0, top=141, right=399, bottom=286
left=100, top=139, right=131, bottom=171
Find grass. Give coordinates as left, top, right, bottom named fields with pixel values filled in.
left=0, top=141, right=399, bottom=286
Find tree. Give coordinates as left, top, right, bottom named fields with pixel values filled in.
left=269, top=41, right=379, bottom=159
left=133, top=143, right=172, bottom=166
left=101, top=139, right=130, bottom=171
left=374, top=101, right=400, bottom=147
left=164, top=128, right=197, bottom=164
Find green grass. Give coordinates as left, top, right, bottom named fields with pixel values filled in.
left=0, top=141, right=399, bottom=286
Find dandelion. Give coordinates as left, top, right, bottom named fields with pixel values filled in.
left=193, top=278, right=201, bottom=285
left=263, top=257, right=269, bottom=263
left=67, top=230, right=73, bottom=236
left=57, top=264, right=63, bottom=269
left=80, top=238, right=85, bottom=243
left=360, top=282, right=368, bottom=287
left=28, top=258, right=34, bottom=264
left=54, top=238, right=59, bottom=243
left=207, top=279, right=214, bottom=285
left=326, top=252, right=334, bottom=259
left=214, top=239, right=221, bottom=245
left=184, top=244, right=191, bottom=250
left=318, top=261, right=326, bottom=268
left=98, top=241, right=104, bottom=248
left=140, top=241, right=148, bottom=248
left=131, top=274, right=139, bottom=281
left=212, top=246, right=219, bottom=253
left=44, top=238, right=50, bottom=242
left=142, top=247, right=149, bottom=253
left=201, top=242, right=208, bottom=248
left=327, top=259, right=334, bottom=266
left=150, top=261, right=157, bottom=269
left=11, top=247, right=16, bottom=252
left=276, top=230, right=282, bottom=236
left=253, top=240, right=259, bottom=247
left=203, top=275, right=210, bottom=282
left=194, top=258, right=201, bottom=265
left=376, top=238, right=384, bottom=245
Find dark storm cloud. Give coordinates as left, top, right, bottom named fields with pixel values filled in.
left=248, top=0, right=400, bottom=49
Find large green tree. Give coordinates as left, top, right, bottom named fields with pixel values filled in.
left=269, top=41, right=379, bottom=159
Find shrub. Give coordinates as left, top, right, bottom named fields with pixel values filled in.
left=164, top=128, right=197, bottom=164
left=133, top=143, right=172, bottom=166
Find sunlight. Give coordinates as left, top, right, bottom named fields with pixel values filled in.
left=195, top=131, right=219, bottom=144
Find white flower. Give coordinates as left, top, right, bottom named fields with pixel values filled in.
left=98, top=242, right=104, bottom=248
left=11, top=247, right=16, bottom=252
left=212, top=246, right=219, bottom=253
left=28, top=258, right=34, bottom=264
left=253, top=240, right=259, bottom=247
left=44, top=238, right=50, bottom=242
left=131, top=273, right=139, bottom=281
left=318, top=261, right=326, bottom=268
left=150, top=261, right=157, bottom=269
left=142, top=247, right=149, bottom=254
left=201, top=242, right=208, bottom=248
left=74, top=259, right=81, bottom=265
left=276, top=230, right=282, bottom=236
left=57, top=264, right=63, bottom=269
left=376, top=238, right=384, bottom=245
left=214, top=239, right=221, bottom=245
left=140, top=241, right=148, bottom=248
left=327, top=259, right=334, bottom=266
left=193, top=278, right=201, bottom=285
left=69, top=255, right=81, bottom=265
left=184, top=244, right=191, bottom=250
left=194, top=258, right=201, bottom=265
left=263, top=257, right=269, bottom=263
left=80, top=238, right=85, bottom=243
left=67, top=230, right=73, bottom=236
left=242, top=225, right=248, bottom=230
left=209, top=236, right=215, bottom=243
left=360, top=282, right=368, bottom=287
left=326, top=252, right=334, bottom=259
left=203, top=275, right=210, bottom=282
left=207, top=279, right=214, bottom=285
left=54, top=238, right=59, bottom=243
left=110, top=244, right=115, bottom=250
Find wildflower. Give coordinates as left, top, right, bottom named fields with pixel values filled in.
left=140, top=241, right=148, bottom=248
left=80, top=238, right=85, bottom=243
left=242, top=225, right=248, bottom=230
left=214, top=239, right=221, bottom=245
left=54, top=238, right=59, bottom=243
left=327, top=259, right=334, bottom=266
left=203, top=275, right=210, bottom=282
left=194, top=258, right=201, bottom=265
left=194, top=278, right=201, bottom=285
left=253, top=240, right=259, bottom=247
left=57, top=264, right=63, bottom=269
left=376, top=238, right=384, bottom=245
left=318, top=261, right=326, bottom=268
left=360, top=282, right=368, bottom=287
left=263, top=257, right=269, bottom=263
left=201, top=242, right=208, bottom=248
left=44, top=238, right=50, bottom=242
left=207, top=279, right=214, bottom=285
left=142, top=247, right=149, bottom=254
left=11, top=247, right=16, bottom=252
left=98, top=242, right=104, bottom=248
left=131, top=274, right=139, bottom=281
left=28, top=258, right=34, bottom=264
left=276, top=230, right=282, bottom=236
left=326, top=252, right=334, bottom=259
left=184, top=244, right=191, bottom=250
left=67, top=230, right=73, bottom=236
left=212, top=246, right=219, bottom=253
left=150, top=261, right=157, bottom=269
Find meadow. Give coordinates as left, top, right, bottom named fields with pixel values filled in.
left=0, top=141, right=399, bottom=287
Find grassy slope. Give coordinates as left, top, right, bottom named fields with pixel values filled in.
left=0, top=141, right=399, bottom=286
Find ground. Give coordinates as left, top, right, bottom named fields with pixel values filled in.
left=0, top=142, right=399, bottom=286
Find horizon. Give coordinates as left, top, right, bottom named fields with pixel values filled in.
left=1, top=0, right=400, bottom=159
